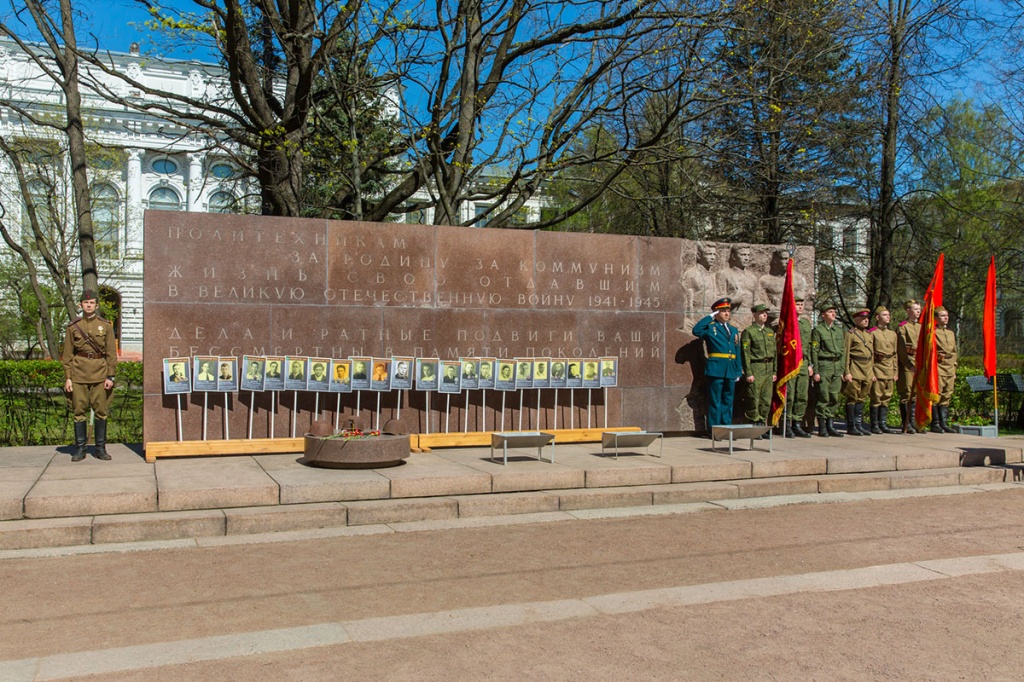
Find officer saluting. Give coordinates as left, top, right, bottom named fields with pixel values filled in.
left=61, top=290, right=117, bottom=461
left=693, top=298, right=743, bottom=430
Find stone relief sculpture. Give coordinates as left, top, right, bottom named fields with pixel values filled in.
left=717, top=245, right=758, bottom=311
left=758, top=248, right=809, bottom=310
left=679, top=242, right=721, bottom=331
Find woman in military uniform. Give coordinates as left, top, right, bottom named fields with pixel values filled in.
left=843, top=307, right=875, bottom=436
left=61, top=290, right=118, bottom=461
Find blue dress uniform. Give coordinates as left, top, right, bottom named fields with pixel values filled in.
left=692, top=298, right=743, bottom=429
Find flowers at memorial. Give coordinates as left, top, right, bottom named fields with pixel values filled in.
left=325, top=428, right=382, bottom=440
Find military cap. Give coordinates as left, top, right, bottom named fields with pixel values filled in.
left=818, top=302, right=837, bottom=313
left=852, top=307, right=871, bottom=318
left=80, top=289, right=99, bottom=301
left=874, top=306, right=889, bottom=315
left=711, top=298, right=732, bottom=311
left=935, top=305, right=947, bottom=314
left=904, top=299, right=919, bottom=308
left=751, top=303, right=769, bottom=313
left=794, top=296, right=805, bottom=303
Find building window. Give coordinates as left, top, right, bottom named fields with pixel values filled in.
left=208, top=191, right=235, bottom=214
left=474, top=203, right=494, bottom=226
left=93, top=184, right=121, bottom=257
left=149, top=187, right=181, bottom=211
left=152, top=157, right=178, bottom=175
left=209, top=163, right=235, bottom=179
left=841, top=267, right=859, bottom=301
left=842, top=224, right=859, bottom=257
left=1005, top=308, right=1023, bottom=338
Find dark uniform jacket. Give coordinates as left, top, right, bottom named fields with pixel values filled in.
left=693, top=315, right=742, bottom=379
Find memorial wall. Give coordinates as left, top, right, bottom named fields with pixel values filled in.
left=142, top=211, right=815, bottom=444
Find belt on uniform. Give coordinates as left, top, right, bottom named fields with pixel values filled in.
left=751, top=358, right=774, bottom=363
left=817, top=355, right=840, bottom=361
left=75, top=352, right=101, bottom=359
left=874, top=352, right=895, bottom=361
left=708, top=353, right=736, bottom=359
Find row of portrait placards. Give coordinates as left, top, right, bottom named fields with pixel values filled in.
left=163, top=355, right=619, bottom=395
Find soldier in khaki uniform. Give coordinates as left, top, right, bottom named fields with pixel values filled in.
left=811, top=303, right=846, bottom=438
left=869, top=306, right=900, bottom=434
left=61, top=290, right=118, bottom=461
left=782, top=297, right=813, bottom=438
left=896, top=299, right=922, bottom=433
left=932, top=306, right=958, bottom=433
left=842, top=307, right=875, bottom=436
left=741, top=303, right=776, bottom=436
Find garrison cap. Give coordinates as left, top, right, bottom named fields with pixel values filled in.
left=935, top=305, right=947, bottom=314
left=904, top=299, right=919, bottom=308
left=874, top=306, right=889, bottom=315
left=80, top=289, right=98, bottom=302
left=751, top=303, right=769, bottom=313
left=712, top=298, right=733, bottom=311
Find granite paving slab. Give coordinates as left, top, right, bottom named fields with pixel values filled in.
left=432, top=449, right=586, bottom=493
left=253, top=454, right=391, bottom=504
left=730, top=451, right=828, bottom=479
left=155, top=457, right=279, bottom=511
left=378, top=452, right=491, bottom=498
left=0, top=449, right=55, bottom=468
left=670, top=453, right=753, bottom=483
left=24, top=476, right=158, bottom=518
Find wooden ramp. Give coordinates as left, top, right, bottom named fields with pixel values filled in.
left=144, top=427, right=641, bottom=462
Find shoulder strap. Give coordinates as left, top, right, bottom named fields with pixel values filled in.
left=71, top=320, right=106, bottom=356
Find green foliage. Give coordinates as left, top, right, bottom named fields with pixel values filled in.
left=0, top=361, right=142, bottom=446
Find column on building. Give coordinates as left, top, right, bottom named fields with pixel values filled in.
left=125, top=148, right=143, bottom=257
left=188, top=152, right=204, bottom=212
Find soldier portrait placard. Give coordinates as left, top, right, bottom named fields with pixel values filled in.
left=496, top=360, right=516, bottom=391
left=533, top=358, right=550, bottom=389
left=329, top=359, right=352, bottom=393
left=566, top=360, right=583, bottom=388
left=193, top=355, right=217, bottom=392
left=461, top=358, right=479, bottom=390
left=549, top=359, right=567, bottom=388
left=478, top=357, right=496, bottom=389
left=285, top=356, right=309, bottom=391
left=240, top=355, right=266, bottom=392
left=350, top=356, right=372, bottom=391
left=600, top=357, right=619, bottom=387
left=217, top=357, right=238, bottom=392
left=392, top=356, right=414, bottom=391
left=416, top=359, right=440, bottom=391
left=308, top=357, right=331, bottom=392
left=439, top=361, right=462, bottom=394
left=164, top=358, right=191, bottom=394
left=582, top=359, right=601, bottom=389
left=515, top=358, right=534, bottom=389
left=264, top=355, right=286, bottom=392
left=370, top=358, right=392, bottom=391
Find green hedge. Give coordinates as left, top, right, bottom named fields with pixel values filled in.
left=0, top=360, right=142, bottom=446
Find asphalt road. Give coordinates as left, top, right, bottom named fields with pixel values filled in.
left=4, top=488, right=1024, bottom=680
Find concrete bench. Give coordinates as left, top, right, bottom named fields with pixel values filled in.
left=711, top=424, right=773, bottom=455
left=601, top=431, right=663, bottom=459
left=490, top=431, right=556, bottom=465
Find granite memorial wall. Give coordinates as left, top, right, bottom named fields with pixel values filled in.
left=142, top=211, right=815, bottom=444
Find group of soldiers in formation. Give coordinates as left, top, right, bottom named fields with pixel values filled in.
left=693, top=297, right=959, bottom=438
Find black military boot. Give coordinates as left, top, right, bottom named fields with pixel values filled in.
left=818, top=417, right=830, bottom=438
left=793, top=420, right=812, bottom=438
left=784, top=420, right=795, bottom=438
left=880, top=405, right=897, bottom=432
left=930, top=405, right=943, bottom=433
left=870, top=406, right=884, bottom=434
left=828, top=416, right=845, bottom=438
left=845, top=404, right=862, bottom=436
left=71, top=421, right=87, bottom=462
left=906, top=402, right=917, bottom=434
left=940, top=405, right=957, bottom=433
left=93, top=419, right=111, bottom=460
left=856, top=404, right=872, bottom=435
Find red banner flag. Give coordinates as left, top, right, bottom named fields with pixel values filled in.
left=983, top=256, right=997, bottom=379
left=914, top=254, right=944, bottom=430
left=769, top=259, right=802, bottom=426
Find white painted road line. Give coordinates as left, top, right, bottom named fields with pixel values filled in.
left=4, top=549, right=1024, bottom=681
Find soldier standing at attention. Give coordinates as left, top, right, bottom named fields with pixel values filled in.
left=896, top=299, right=922, bottom=433
left=692, top=298, right=743, bottom=430
left=843, top=307, right=875, bottom=436
left=932, top=306, right=958, bottom=433
left=741, top=304, right=776, bottom=436
left=811, top=303, right=845, bottom=438
left=61, top=290, right=118, bottom=461
left=784, top=297, right=813, bottom=438
left=869, top=306, right=900, bottom=434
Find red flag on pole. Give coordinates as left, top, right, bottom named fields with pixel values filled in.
left=983, top=256, right=997, bottom=379
left=914, top=254, right=944, bottom=430
left=769, top=259, right=802, bottom=426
